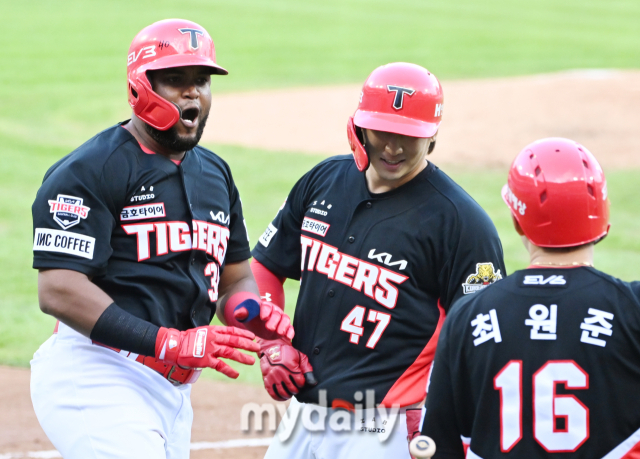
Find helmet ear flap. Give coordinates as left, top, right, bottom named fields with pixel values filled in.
left=347, top=116, right=369, bottom=172
left=128, top=70, right=180, bottom=131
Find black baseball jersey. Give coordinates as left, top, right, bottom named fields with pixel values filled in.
left=252, top=156, right=506, bottom=406
left=422, top=267, right=640, bottom=459
left=32, top=123, right=251, bottom=330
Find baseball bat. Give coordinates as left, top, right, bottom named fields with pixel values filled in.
left=409, top=435, right=436, bottom=459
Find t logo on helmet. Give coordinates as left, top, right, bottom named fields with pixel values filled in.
left=387, top=85, right=415, bottom=110
left=178, top=28, right=204, bottom=49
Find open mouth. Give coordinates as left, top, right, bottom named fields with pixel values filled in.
left=180, top=107, right=200, bottom=127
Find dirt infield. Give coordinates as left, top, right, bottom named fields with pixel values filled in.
left=3, top=70, right=639, bottom=458
left=202, top=69, right=640, bottom=170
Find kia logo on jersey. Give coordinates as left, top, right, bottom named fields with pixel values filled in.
left=210, top=210, right=230, bottom=224
left=48, top=194, right=91, bottom=230
left=367, top=249, right=407, bottom=270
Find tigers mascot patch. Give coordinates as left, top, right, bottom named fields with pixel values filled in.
left=462, top=262, right=503, bottom=294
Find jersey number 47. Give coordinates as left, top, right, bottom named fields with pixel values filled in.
left=340, top=306, right=391, bottom=349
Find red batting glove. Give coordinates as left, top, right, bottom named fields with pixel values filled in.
left=226, top=292, right=295, bottom=341
left=258, top=338, right=317, bottom=401
left=255, top=300, right=295, bottom=340
left=156, top=326, right=260, bottom=379
left=407, top=408, right=424, bottom=459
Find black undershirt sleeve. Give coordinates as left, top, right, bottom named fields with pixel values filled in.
left=89, top=303, right=159, bottom=357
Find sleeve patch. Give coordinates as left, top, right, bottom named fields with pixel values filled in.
left=302, top=217, right=330, bottom=237
left=462, top=262, right=502, bottom=294
left=258, top=223, right=278, bottom=247
left=33, top=228, right=95, bottom=259
left=48, top=194, right=90, bottom=230
left=120, top=203, right=165, bottom=221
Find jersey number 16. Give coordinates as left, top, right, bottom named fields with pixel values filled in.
left=494, top=360, right=589, bottom=453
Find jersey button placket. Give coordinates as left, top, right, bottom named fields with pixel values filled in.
left=328, top=289, right=335, bottom=297
left=348, top=236, right=355, bottom=243
left=313, top=347, right=320, bottom=355
left=366, top=202, right=372, bottom=209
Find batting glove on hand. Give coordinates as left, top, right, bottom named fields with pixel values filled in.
left=156, top=325, right=260, bottom=379
left=406, top=408, right=424, bottom=459
left=230, top=296, right=295, bottom=341
left=258, top=338, right=317, bottom=401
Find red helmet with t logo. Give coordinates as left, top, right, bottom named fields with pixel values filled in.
left=127, top=19, right=227, bottom=131
left=347, top=62, right=444, bottom=171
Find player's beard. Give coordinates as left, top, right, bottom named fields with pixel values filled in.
left=144, top=113, right=209, bottom=152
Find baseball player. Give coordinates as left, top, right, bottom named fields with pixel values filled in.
left=420, top=138, right=640, bottom=458
left=250, top=62, right=506, bottom=458
left=30, top=19, right=292, bottom=459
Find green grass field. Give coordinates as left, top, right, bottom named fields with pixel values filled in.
left=1, top=0, right=639, bottom=381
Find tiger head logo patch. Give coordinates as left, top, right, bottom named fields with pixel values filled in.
left=462, top=262, right=502, bottom=294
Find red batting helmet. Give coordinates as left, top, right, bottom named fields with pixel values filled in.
left=502, top=138, right=610, bottom=248
left=347, top=62, right=444, bottom=171
left=127, top=19, right=227, bottom=131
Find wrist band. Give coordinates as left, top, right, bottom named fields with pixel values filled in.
left=90, top=302, right=159, bottom=357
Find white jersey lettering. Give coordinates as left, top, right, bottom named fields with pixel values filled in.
left=122, top=220, right=230, bottom=263
left=300, top=235, right=408, bottom=309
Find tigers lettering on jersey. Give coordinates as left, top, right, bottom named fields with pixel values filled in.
left=300, top=235, right=408, bottom=309
left=122, top=220, right=229, bottom=263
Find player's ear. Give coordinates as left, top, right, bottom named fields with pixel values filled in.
left=512, top=215, right=525, bottom=236
left=427, top=132, right=437, bottom=155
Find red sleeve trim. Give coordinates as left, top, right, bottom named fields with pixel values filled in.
left=380, top=301, right=446, bottom=408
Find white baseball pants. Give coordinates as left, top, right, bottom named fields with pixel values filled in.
left=30, top=322, right=193, bottom=459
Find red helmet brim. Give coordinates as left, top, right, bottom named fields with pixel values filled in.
left=354, top=110, right=439, bottom=138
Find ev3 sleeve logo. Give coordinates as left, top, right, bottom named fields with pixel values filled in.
left=48, top=195, right=90, bottom=230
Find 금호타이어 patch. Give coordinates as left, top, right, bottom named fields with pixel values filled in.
left=120, top=203, right=166, bottom=221
left=301, top=217, right=330, bottom=237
